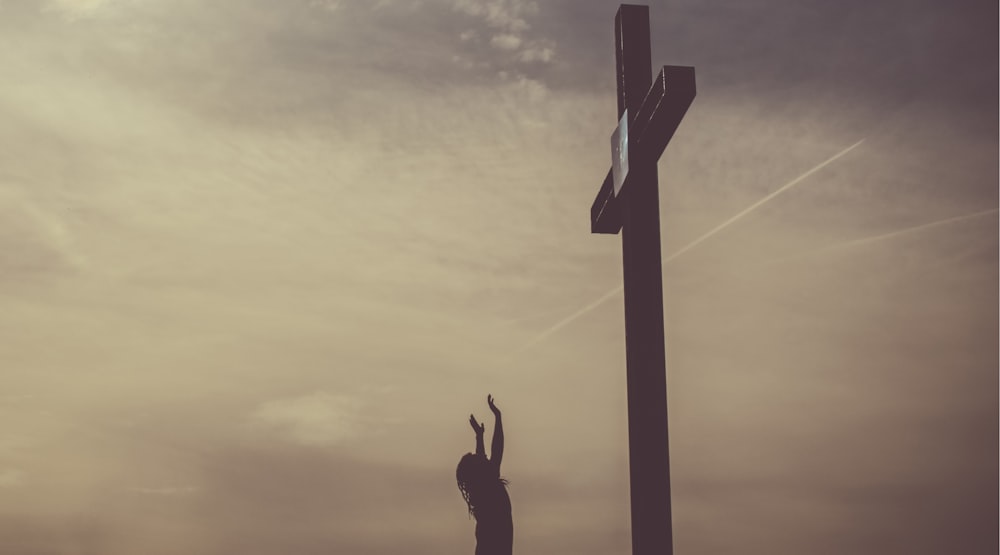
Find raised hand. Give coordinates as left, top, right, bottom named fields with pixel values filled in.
left=469, top=414, right=485, bottom=436
left=486, top=394, right=504, bottom=468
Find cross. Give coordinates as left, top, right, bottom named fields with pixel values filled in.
left=589, top=5, right=695, bottom=555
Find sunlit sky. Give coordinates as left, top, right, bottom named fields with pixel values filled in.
left=1, top=0, right=997, bottom=553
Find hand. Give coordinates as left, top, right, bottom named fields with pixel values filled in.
left=487, top=394, right=500, bottom=416
left=469, top=414, right=485, bottom=436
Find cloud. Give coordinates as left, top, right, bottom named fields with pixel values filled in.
left=129, top=485, right=197, bottom=496
left=252, top=392, right=364, bottom=447
left=504, top=73, right=548, bottom=104
left=43, top=0, right=126, bottom=18
left=307, top=0, right=340, bottom=12
left=452, top=0, right=537, bottom=32
left=189, top=445, right=472, bottom=554
left=490, top=32, right=521, bottom=51
left=516, top=38, right=555, bottom=63
left=0, top=468, right=24, bottom=487
left=0, top=199, right=80, bottom=283
left=452, top=0, right=555, bottom=71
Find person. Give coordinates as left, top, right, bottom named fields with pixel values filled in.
left=456, top=394, right=513, bottom=555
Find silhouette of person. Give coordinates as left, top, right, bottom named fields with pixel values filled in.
left=457, top=394, right=513, bottom=555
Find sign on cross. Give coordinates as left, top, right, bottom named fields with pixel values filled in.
left=589, top=5, right=695, bottom=555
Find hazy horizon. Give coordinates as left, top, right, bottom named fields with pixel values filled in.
left=1, top=0, right=997, bottom=553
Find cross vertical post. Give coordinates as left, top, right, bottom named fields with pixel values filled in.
left=589, top=5, right=696, bottom=555
left=618, top=6, right=671, bottom=554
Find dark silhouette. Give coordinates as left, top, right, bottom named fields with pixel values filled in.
left=456, top=394, right=512, bottom=555
left=587, top=5, right=695, bottom=555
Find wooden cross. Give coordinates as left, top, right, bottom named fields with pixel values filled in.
left=589, top=5, right=695, bottom=555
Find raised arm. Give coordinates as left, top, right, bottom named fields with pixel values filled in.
left=470, top=414, right=485, bottom=456
left=488, top=394, right=503, bottom=470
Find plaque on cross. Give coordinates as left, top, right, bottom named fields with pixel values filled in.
left=588, top=5, right=695, bottom=555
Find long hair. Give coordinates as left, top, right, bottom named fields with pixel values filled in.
left=456, top=453, right=508, bottom=519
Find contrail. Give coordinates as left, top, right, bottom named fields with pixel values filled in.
left=512, top=284, right=625, bottom=354
left=810, top=208, right=998, bottom=254
left=748, top=207, right=999, bottom=270
left=662, top=138, right=866, bottom=263
left=712, top=207, right=998, bottom=277
left=512, top=139, right=867, bottom=355
left=498, top=302, right=595, bottom=326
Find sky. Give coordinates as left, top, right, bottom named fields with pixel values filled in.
left=0, top=0, right=996, bottom=553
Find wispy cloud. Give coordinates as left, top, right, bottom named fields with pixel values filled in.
left=0, top=468, right=24, bottom=488
left=517, top=39, right=555, bottom=63
left=129, top=485, right=197, bottom=496
left=42, top=0, right=133, bottom=19
left=453, top=0, right=536, bottom=32
left=490, top=32, right=522, bottom=51
left=308, top=0, right=341, bottom=12
left=452, top=0, right=556, bottom=73
left=252, top=392, right=365, bottom=447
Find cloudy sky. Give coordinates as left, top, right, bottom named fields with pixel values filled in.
left=0, top=0, right=996, bottom=553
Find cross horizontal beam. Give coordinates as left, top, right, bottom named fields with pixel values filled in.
left=590, top=65, right=696, bottom=234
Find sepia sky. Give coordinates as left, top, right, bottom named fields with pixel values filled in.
left=0, top=0, right=996, bottom=553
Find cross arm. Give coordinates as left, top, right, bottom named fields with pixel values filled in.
left=590, top=65, right=696, bottom=235
left=632, top=65, right=696, bottom=163
left=591, top=168, right=620, bottom=233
